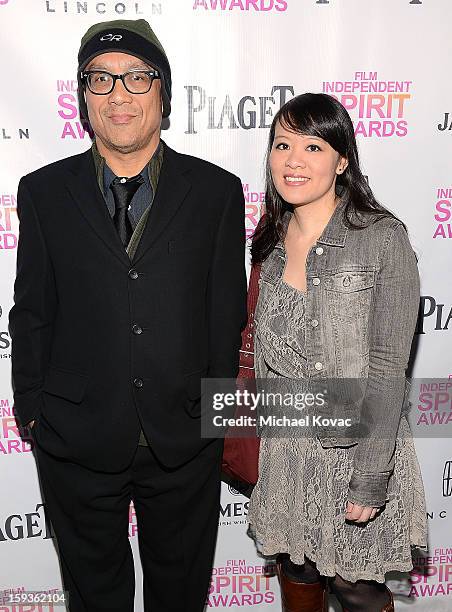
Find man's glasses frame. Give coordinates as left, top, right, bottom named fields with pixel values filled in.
left=80, top=69, right=160, bottom=95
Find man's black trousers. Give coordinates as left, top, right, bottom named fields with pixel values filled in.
left=35, top=439, right=223, bottom=612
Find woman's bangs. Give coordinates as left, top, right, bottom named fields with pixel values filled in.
left=278, top=104, right=332, bottom=143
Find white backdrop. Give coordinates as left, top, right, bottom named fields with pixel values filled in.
left=0, top=1, right=451, bottom=610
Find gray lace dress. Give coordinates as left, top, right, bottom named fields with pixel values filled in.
left=247, top=276, right=428, bottom=583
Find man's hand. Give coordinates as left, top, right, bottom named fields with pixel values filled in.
left=345, top=501, right=378, bottom=523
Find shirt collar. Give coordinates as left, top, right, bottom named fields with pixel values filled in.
left=91, top=140, right=163, bottom=198
left=102, top=161, right=149, bottom=196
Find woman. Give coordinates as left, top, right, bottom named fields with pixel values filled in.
left=246, top=93, right=427, bottom=612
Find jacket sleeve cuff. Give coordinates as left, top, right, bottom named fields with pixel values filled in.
left=347, top=468, right=392, bottom=508
left=13, top=391, right=44, bottom=428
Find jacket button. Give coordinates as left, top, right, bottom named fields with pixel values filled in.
left=343, top=275, right=352, bottom=287
left=314, top=362, right=323, bottom=371
left=315, top=247, right=324, bottom=255
left=311, top=319, right=319, bottom=327
left=128, top=269, right=139, bottom=280
left=133, top=378, right=143, bottom=388
left=312, top=277, right=321, bottom=286
left=132, top=324, right=143, bottom=335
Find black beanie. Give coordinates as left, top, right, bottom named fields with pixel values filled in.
left=77, top=19, right=171, bottom=120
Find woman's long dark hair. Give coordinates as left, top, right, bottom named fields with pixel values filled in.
left=252, top=93, right=403, bottom=263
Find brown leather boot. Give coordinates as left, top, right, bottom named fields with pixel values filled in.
left=343, top=585, right=394, bottom=612
left=276, top=558, right=328, bottom=612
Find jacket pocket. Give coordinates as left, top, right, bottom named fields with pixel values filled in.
left=324, top=270, right=375, bottom=293
left=184, top=368, right=208, bottom=417
left=325, top=270, right=375, bottom=321
left=185, top=367, right=208, bottom=401
left=324, top=270, right=375, bottom=376
left=42, top=365, right=89, bottom=404
left=167, top=237, right=205, bottom=255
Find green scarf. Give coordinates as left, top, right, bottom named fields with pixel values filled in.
left=91, top=140, right=164, bottom=260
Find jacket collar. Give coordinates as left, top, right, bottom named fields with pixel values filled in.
left=317, top=198, right=348, bottom=247
left=65, top=141, right=191, bottom=268
left=274, top=198, right=348, bottom=251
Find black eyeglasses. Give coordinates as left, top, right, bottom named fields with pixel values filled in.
left=81, top=69, right=160, bottom=95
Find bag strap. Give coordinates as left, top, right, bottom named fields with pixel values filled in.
left=238, top=214, right=266, bottom=374
left=239, top=259, right=262, bottom=372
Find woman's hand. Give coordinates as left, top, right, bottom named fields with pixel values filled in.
left=345, top=501, right=378, bottom=523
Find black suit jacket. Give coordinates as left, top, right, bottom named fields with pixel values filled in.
left=9, top=142, right=247, bottom=471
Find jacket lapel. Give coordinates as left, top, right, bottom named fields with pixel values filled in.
left=65, top=149, right=132, bottom=268
left=131, top=143, right=191, bottom=264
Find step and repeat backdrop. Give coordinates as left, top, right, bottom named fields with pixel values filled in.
left=0, top=1, right=451, bottom=610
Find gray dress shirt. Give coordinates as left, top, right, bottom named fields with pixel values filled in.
left=103, top=162, right=153, bottom=230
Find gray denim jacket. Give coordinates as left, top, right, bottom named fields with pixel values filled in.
left=254, top=199, right=419, bottom=507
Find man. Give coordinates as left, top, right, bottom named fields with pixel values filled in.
left=9, top=19, right=247, bottom=612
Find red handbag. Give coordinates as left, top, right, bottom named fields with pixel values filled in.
left=221, top=259, right=261, bottom=485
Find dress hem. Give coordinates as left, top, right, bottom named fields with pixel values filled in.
left=247, top=525, right=427, bottom=584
